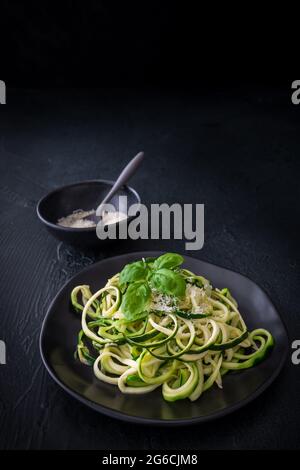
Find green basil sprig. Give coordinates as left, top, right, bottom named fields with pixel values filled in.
left=120, top=253, right=186, bottom=321
left=119, top=260, right=150, bottom=289
left=149, top=268, right=186, bottom=298
left=152, top=253, right=184, bottom=271
left=120, top=281, right=151, bottom=322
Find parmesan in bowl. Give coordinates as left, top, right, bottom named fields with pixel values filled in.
left=57, top=209, right=128, bottom=229
left=36, top=179, right=140, bottom=247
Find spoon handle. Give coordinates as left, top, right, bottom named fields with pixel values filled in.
left=96, top=151, right=144, bottom=215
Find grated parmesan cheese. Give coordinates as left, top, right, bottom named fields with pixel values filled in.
left=57, top=208, right=128, bottom=229
left=149, top=291, right=177, bottom=313
left=57, top=209, right=96, bottom=228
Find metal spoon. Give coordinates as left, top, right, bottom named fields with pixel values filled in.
left=85, top=151, right=144, bottom=223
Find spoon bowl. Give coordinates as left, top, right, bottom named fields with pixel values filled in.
left=37, top=179, right=141, bottom=247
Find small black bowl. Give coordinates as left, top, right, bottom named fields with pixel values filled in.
left=36, top=179, right=141, bottom=247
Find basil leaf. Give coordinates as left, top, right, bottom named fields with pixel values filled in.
left=144, top=257, right=156, bottom=263
left=153, top=253, right=184, bottom=271
left=121, top=281, right=151, bottom=321
left=119, top=261, right=149, bottom=288
left=150, top=268, right=186, bottom=298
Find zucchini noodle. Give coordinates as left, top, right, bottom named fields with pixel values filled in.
left=71, top=254, right=275, bottom=402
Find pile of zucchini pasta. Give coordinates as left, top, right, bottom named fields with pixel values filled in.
left=71, top=253, right=274, bottom=402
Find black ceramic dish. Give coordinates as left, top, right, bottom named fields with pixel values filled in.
left=40, top=251, right=289, bottom=426
left=36, top=180, right=140, bottom=247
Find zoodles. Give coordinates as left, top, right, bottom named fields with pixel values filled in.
left=71, top=253, right=274, bottom=402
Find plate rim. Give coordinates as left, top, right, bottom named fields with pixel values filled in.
left=39, top=251, right=289, bottom=426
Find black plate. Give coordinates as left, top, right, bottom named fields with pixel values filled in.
left=40, top=251, right=289, bottom=426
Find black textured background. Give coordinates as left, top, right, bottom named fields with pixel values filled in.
left=0, top=85, right=299, bottom=449
left=0, top=0, right=299, bottom=452
left=0, top=1, right=292, bottom=88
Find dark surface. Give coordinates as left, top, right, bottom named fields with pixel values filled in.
left=0, top=87, right=299, bottom=449
left=40, top=251, right=288, bottom=425
left=0, top=3, right=292, bottom=88
left=0, top=2, right=271, bottom=88
left=1, top=2, right=180, bottom=87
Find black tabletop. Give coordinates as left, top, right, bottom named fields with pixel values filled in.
left=0, top=87, right=299, bottom=449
